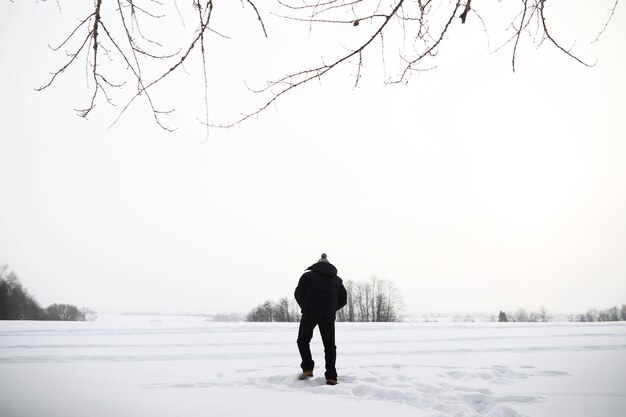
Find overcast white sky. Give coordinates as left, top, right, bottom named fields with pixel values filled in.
left=1, top=1, right=625, bottom=316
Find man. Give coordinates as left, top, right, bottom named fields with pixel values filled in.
left=294, top=253, right=347, bottom=385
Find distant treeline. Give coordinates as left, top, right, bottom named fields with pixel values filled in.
left=247, top=298, right=301, bottom=322
left=0, top=265, right=96, bottom=321
left=570, top=305, right=626, bottom=322
left=497, top=306, right=551, bottom=322
left=247, top=277, right=404, bottom=323
left=496, top=305, right=626, bottom=323
left=210, top=313, right=246, bottom=322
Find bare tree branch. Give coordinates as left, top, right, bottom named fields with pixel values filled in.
left=37, top=27, right=95, bottom=92
left=512, top=0, right=529, bottom=73
left=29, top=0, right=620, bottom=131
left=539, top=0, right=593, bottom=67
left=459, top=0, right=471, bottom=24
left=213, top=0, right=407, bottom=128
left=245, top=0, right=269, bottom=37
left=593, top=0, right=619, bottom=43
left=395, top=1, right=462, bottom=84
left=101, top=21, right=175, bottom=131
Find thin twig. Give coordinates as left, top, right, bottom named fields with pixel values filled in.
left=593, top=0, right=619, bottom=43
left=539, top=0, right=593, bottom=67
left=246, top=0, right=268, bottom=37
left=512, top=0, right=528, bottom=72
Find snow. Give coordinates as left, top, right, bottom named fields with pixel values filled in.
left=1, top=315, right=625, bottom=417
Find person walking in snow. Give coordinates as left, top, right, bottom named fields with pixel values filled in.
left=294, top=253, right=347, bottom=385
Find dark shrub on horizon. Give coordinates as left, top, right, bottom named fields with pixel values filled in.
left=0, top=265, right=95, bottom=321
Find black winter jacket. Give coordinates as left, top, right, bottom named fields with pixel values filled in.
left=294, top=262, right=347, bottom=319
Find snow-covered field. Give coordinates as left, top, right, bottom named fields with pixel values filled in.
left=1, top=315, right=625, bottom=417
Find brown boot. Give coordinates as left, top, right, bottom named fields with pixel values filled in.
left=298, top=370, right=313, bottom=380
left=326, top=378, right=338, bottom=386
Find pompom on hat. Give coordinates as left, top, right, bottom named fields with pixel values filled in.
left=318, top=253, right=329, bottom=263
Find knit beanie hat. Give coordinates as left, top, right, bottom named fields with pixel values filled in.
left=318, top=253, right=329, bottom=263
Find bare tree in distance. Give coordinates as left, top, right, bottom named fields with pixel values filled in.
left=29, top=0, right=620, bottom=132
left=0, top=265, right=95, bottom=321
left=247, top=297, right=301, bottom=322
left=337, top=276, right=403, bottom=322
left=45, top=304, right=96, bottom=321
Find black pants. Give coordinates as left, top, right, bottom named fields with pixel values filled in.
left=296, top=313, right=337, bottom=380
